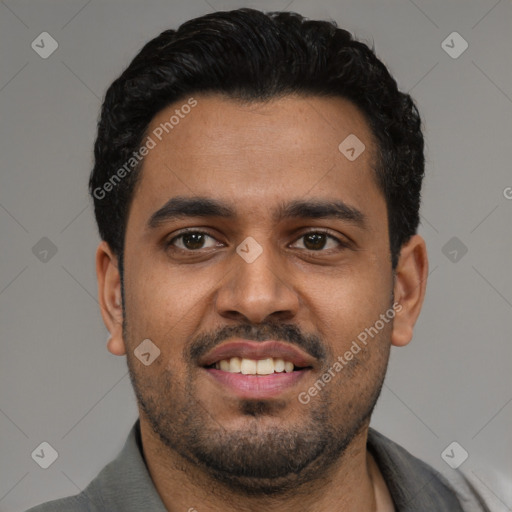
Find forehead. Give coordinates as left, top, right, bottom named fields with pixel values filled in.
left=128, top=93, right=383, bottom=228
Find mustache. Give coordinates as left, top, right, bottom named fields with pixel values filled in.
left=187, top=321, right=327, bottom=364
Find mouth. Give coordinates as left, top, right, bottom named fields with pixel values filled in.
left=200, top=339, right=315, bottom=399
left=204, top=357, right=309, bottom=375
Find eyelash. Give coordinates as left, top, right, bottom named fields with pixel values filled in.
left=166, top=229, right=348, bottom=252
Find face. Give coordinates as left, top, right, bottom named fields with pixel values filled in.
left=109, top=94, right=403, bottom=492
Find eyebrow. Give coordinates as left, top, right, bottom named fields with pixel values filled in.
left=147, top=196, right=367, bottom=230
left=278, top=199, right=367, bottom=227
left=147, top=196, right=234, bottom=229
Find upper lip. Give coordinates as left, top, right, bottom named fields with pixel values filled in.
left=199, top=339, right=316, bottom=368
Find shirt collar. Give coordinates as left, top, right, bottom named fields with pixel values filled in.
left=90, top=418, right=168, bottom=511
left=367, top=428, right=463, bottom=511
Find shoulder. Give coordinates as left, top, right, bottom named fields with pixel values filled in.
left=24, top=419, right=167, bottom=512
left=367, top=428, right=494, bottom=512
left=24, top=487, right=102, bottom=512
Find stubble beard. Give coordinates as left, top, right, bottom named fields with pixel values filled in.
left=125, top=330, right=389, bottom=495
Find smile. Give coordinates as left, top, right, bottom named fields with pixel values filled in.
left=199, top=339, right=316, bottom=399
left=208, top=356, right=300, bottom=375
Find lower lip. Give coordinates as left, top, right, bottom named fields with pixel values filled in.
left=203, top=368, right=309, bottom=399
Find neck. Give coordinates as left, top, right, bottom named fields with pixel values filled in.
left=139, top=416, right=377, bottom=512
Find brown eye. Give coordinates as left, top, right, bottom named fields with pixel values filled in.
left=303, top=233, right=328, bottom=250
left=181, top=233, right=206, bottom=249
left=291, top=231, right=341, bottom=251
left=169, top=232, right=219, bottom=250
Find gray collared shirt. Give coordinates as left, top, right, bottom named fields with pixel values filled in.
left=26, top=420, right=491, bottom=511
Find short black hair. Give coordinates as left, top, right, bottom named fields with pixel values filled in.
left=89, top=8, right=424, bottom=272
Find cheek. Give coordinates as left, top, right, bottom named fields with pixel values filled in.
left=306, top=265, right=391, bottom=334
left=123, top=257, right=222, bottom=361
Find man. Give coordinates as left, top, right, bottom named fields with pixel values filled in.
left=28, top=8, right=490, bottom=512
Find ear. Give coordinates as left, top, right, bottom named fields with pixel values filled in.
left=391, top=234, right=428, bottom=347
left=96, top=241, right=126, bottom=356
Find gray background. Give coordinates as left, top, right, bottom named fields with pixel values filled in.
left=0, top=0, right=511, bottom=510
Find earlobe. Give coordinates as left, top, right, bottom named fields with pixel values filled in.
left=391, top=235, right=428, bottom=347
left=96, top=241, right=127, bottom=356
left=107, top=332, right=126, bottom=356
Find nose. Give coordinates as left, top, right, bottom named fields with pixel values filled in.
left=214, top=240, right=300, bottom=325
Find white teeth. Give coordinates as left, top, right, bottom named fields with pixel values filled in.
left=256, top=358, right=274, bottom=375
left=214, top=357, right=298, bottom=375
left=274, top=358, right=285, bottom=372
left=230, top=357, right=241, bottom=372
left=241, top=358, right=257, bottom=375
